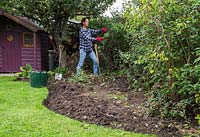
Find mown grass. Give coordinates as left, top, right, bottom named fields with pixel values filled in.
left=0, top=77, right=155, bottom=137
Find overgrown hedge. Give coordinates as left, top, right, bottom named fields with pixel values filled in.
left=123, top=0, right=200, bottom=119
left=90, top=15, right=130, bottom=73
left=91, top=0, right=200, bottom=120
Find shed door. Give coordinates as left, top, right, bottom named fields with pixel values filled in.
left=0, top=33, right=3, bottom=68
left=2, top=32, right=21, bottom=72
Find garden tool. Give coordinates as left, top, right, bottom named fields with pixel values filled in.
left=59, top=45, right=64, bottom=67
left=94, top=43, right=101, bottom=76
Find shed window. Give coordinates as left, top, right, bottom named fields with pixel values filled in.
left=23, top=32, right=38, bottom=48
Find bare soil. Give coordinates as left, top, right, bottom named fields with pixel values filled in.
left=43, top=76, right=199, bottom=137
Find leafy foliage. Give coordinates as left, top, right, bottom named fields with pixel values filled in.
left=54, top=67, right=68, bottom=74
left=196, top=114, right=200, bottom=125
left=0, top=0, right=115, bottom=66
left=1, top=0, right=115, bottom=42
left=47, top=67, right=68, bottom=78
left=120, top=0, right=200, bottom=119
left=16, top=64, right=32, bottom=79
left=2, top=0, right=199, bottom=121
left=89, top=15, right=130, bottom=73
left=69, top=71, right=90, bottom=83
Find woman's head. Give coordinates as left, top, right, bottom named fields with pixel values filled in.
left=81, top=17, right=89, bottom=27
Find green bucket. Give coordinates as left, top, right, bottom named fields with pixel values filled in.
left=29, top=71, right=48, bottom=88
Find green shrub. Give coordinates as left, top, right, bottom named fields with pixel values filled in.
left=121, top=0, right=200, bottom=119
left=16, top=64, right=32, bottom=79
left=47, top=70, right=55, bottom=77
left=69, top=71, right=89, bottom=83
left=196, top=115, right=200, bottom=125
left=89, top=15, right=130, bottom=73
left=54, top=67, right=68, bottom=74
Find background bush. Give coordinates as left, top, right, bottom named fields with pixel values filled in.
left=121, top=0, right=200, bottom=119
left=89, top=15, right=130, bottom=73
left=90, top=0, right=200, bottom=120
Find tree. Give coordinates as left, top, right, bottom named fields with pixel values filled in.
left=0, top=0, right=115, bottom=66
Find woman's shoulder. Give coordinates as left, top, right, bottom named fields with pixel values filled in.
left=80, top=27, right=89, bottom=32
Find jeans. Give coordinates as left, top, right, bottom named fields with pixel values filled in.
left=76, top=49, right=98, bottom=76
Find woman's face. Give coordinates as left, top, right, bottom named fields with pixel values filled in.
left=83, top=19, right=89, bottom=27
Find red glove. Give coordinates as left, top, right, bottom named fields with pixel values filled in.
left=101, top=27, right=108, bottom=33
left=96, top=37, right=104, bottom=42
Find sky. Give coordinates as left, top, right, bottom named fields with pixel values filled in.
left=104, top=0, right=128, bottom=17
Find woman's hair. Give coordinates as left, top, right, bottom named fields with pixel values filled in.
left=81, top=17, right=88, bottom=26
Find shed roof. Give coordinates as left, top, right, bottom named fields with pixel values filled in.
left=0, top=8, right=44, bottom=32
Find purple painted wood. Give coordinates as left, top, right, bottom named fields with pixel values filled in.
left=33, top=32, right=37, bottom=70
left=21, top=48, right=41, bottom=71
left=21, top=48, right=40, bottom=55
left=0, top=32, right=3, bottom=68
left=0, top=32, right=21, bottom=72
left=22, top=56, right=41, bottom=60
left=0, top=15, right=49, bottom=72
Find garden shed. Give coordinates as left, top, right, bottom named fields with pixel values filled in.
left=0, top=8, right=49, bottom=72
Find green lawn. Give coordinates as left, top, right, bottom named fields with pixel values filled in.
left=0, top=77, right=155, bottom=137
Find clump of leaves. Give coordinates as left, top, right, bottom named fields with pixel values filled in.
left=47, top=70, right=55, bottom=77
left=47, top=67, right=68, bottom=78
left=120, top=0, right=200, bottom=120
left=195, top=115, right=200, bottom=125
left=90, top=16, right=130, bottom=72
left=54, top=67, right=68, bottom=74
left=16, top=64, right=32, bottom=79
left=68, top=71, right=89, bottom=83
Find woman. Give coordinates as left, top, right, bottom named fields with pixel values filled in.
left=76, top=17, right=108, bottom=76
